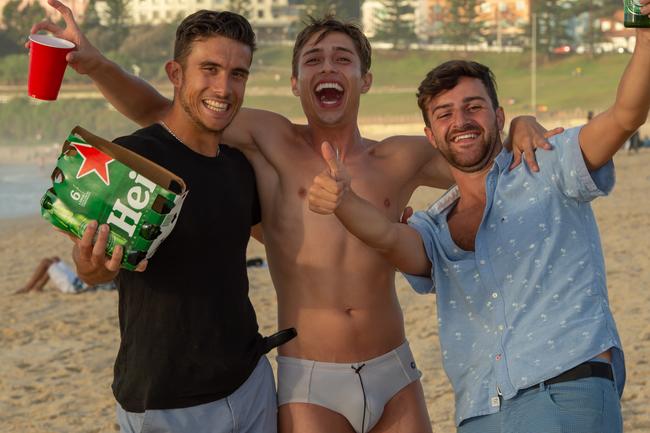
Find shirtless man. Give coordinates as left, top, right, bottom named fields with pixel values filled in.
left=34, top=2, right=553, bottom=431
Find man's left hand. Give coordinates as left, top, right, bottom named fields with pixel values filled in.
left=506, top=115, right=563, bottom=172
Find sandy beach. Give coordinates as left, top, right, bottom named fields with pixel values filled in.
left=1, top=148, right=648, bottom=432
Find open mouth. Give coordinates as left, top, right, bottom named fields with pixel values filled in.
left=203, top=99, right=230, bottom=113
left=449, top=130, right=482, bottom=145
left=452, top=132, right=480, bottom=143
left=314, top=81, right=344, bottom=107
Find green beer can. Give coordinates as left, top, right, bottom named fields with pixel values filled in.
left=41, top=126, right=188, bottom=270
left=625, top=0, right=650, bottom=27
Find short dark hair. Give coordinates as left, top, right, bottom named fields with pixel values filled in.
left=417, top=60, right=499, bottom=126
left=292, top=15, right=371, bottom=78
left=174, top=10, right=256, bottom=66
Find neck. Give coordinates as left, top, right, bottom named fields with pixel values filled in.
left=451, top=142, right=503, bottom=209
left=308, top=120, right=364, bottom=161
left=162, top=105, right=221, bottom=157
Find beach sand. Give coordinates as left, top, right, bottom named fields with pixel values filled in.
left=1, top=149, right=648, bottom=432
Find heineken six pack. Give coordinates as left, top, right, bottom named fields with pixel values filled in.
left=41, top=126, right=188, bottom=270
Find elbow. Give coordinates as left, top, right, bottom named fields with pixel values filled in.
left=613, top=107, right=648, bottom=134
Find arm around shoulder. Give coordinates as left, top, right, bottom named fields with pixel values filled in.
left=222, top=108, right=294, bottom=154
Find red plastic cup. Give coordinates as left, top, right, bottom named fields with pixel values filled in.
left=28, top=34, right=75, bottom=101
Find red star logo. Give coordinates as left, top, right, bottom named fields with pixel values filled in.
left=73, top=143, right=115, bottom=186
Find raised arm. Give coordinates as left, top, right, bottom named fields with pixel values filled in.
left=32, top=0, right=171, bottom=126
left=309, top=142, right=431, bottom=276
left=580, top=27, right=650, bottom=170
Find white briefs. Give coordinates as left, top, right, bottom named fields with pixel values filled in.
left=277, top=340, right=422, bottom=433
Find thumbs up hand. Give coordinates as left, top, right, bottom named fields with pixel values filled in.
left=309, top=141, right=352, bottom=215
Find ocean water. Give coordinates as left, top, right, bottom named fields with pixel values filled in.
left=0, top=163, right=53, bottom=219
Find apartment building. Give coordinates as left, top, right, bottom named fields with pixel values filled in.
left=0, top=0, right=89, bottom=26
left=414, top=0, right=529, bottom=44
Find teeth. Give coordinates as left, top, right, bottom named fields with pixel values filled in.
left=453, top=133, right=478, bottom=142
left=204, top=99, right=228, bottom=112
left=315, top=82, right=343, bottom=92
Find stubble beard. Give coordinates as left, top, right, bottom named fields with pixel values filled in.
left=179, top=83, right=229, bottom=135
left=442, top=121, right=501, bottom=173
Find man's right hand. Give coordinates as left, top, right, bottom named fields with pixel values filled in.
left=26, top=0, right=104, bottom=75
left=308, top=142, right=352, bottom=215
left=71, top=221, right=122, bottom=285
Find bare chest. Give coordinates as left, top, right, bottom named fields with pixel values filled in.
left=447, top=206, right=484, bottom=252
left=259, top=151, right=412, bottom=250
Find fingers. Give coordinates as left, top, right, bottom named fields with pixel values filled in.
left=308, top=186, right=341, bottom=215
left=92, top=224, right=111, bottom=261
left=321, top=141, right=341, bottom=176
left=400, top=206, right=413, bottom=224
left=313, top=171, right=346, bottom=194
left=106, top=245, right=123, bottom=272
left=308, top=203, right=334, bottom=215
left=542, top=126, right=563, bottom=141
left=135, top=259, right=148, bottom=273
left=48, top=0, right=79, bottom=30
left=310, top=185, right=341, bottom=203
left=308, top=172, right=347, bottom=214
left=31, top=19, right=61, bottom=35
left=78, top=220, right=98, bottom=259
left=509, top=151, right=523, bottom=171
left=522, top=148, right=540, bottom=172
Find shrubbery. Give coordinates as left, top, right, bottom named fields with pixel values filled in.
left=0, top=98, right=137, bottom=146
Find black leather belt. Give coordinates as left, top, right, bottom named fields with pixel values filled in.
left=262, top=328, right=297, bottom=354
left=522, top=361, right=613, bottom=392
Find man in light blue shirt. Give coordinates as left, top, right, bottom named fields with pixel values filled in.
left=307, top=26, right=650, bottom=432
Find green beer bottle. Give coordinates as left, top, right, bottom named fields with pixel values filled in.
left=625, top=0, right=650, bottom=27
left=140, top=223, right=162, bottom=241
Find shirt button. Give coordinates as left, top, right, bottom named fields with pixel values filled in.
left=496, top=354, right=502, bottom=361
left=492, top=292, right=498, bottom=299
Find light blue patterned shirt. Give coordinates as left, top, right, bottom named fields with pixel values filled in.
left=405, top=126, right=625, bottom=425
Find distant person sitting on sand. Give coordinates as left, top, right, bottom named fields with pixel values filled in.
left=629, top=130, right=642, bottom=154
left=15, top=257, right=115, bottom=294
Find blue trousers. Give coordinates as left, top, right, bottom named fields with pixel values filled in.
left=458, top=377, right=622, bottom=433
left=116, top=356, right=277, bottom=433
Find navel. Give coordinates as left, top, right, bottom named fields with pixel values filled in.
left=298, top=187, right=307, bottom=199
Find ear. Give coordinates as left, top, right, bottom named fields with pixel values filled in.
left=291, top=76, right=300, bottom=97
left=166, top=60, right=183, bottom=89
left=360, top=71, right=373, bottom=94
left=496, top=106, right=505, bottom=132
left=424, top=126, right=438, bottom=148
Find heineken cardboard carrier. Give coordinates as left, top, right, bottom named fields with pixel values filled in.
left=41, top=126, right=188, bottom=270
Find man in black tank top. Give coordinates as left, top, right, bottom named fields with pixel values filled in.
left=63, top=11, right=281, bottom=433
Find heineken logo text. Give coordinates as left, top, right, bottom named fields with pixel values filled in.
left=106, top=171, right=157, bottom=237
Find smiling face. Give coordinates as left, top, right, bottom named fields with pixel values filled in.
left=291, top=31, right=372, bottom=127
left=424, top=77, right=505, bottom=173
left=169, top=35, right=251, bottom=135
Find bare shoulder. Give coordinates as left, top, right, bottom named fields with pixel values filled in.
left=236, top=107, right=294, bottom=130
left=372, top=135, right=433, bottom=158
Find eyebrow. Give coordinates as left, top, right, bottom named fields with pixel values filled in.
left=199, top=61, right=249, bottom=76
left=302, top=46, right=356, bottom=58
left=431, top=96, right=487, bottom=114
